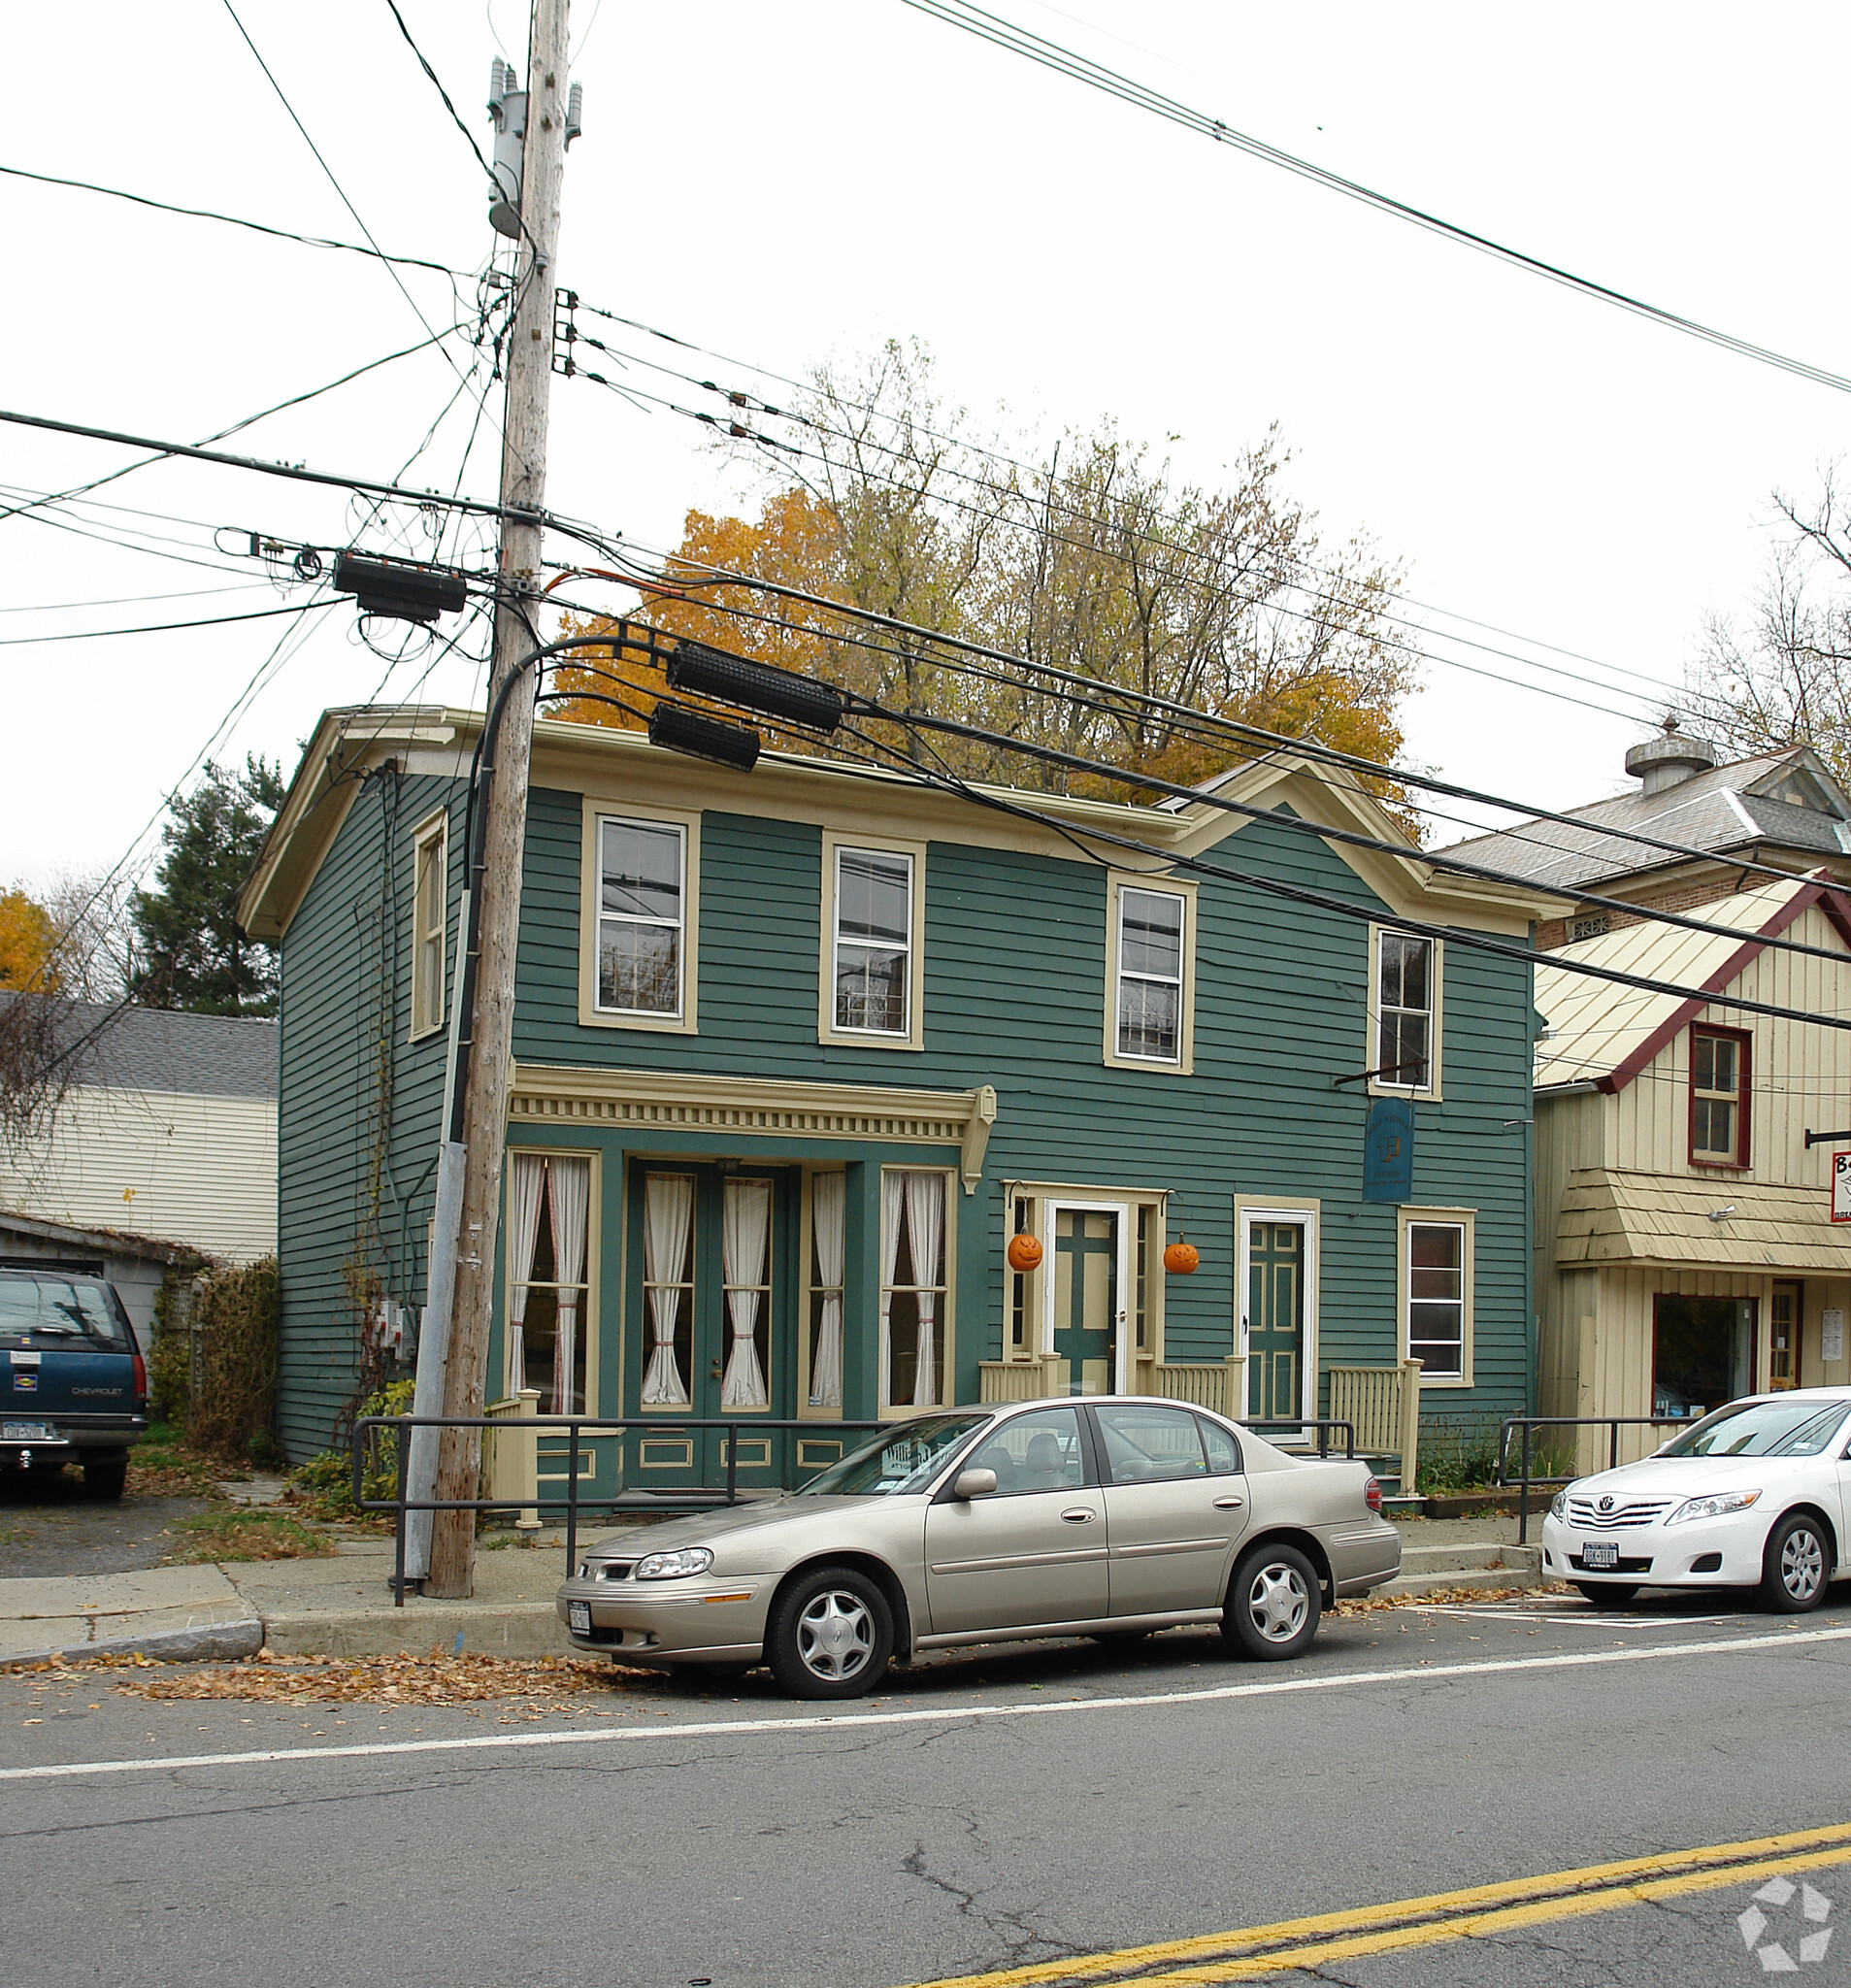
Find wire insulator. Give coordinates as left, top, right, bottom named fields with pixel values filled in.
left=665, top=639, right=843, bottom=733
left=647, top=701, right=761, bottom=770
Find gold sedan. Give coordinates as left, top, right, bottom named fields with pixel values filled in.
left=556, top=1398, right=1401, bottom=1700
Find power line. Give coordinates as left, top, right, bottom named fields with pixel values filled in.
left=898, top=0, right=1851, bottom=398
left=0, top=581, right=269, bottom=616
left=0, top=162, right=469, bottom=277
left=556, top=581, right=1851, bottom=972
left=0, top=601, right=322, bottom=648
left=545, top=547, right=1833, bottom=893
left=0, top=323, right=472, bottom=534
left=219, top=1, right=491, bottom=412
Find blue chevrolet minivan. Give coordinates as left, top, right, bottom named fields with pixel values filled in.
left=0, top=1269, right=148, bottom=1499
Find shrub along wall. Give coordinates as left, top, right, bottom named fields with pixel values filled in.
left=182, top=1254, right=280, bottom=1459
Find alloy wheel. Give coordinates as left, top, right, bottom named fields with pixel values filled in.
left=796, top=1588, right=876, bottom=1681
left=1781, top=1527, right=1826, bottom=1605
left=1245, top=1562, right=1309, bottom=1643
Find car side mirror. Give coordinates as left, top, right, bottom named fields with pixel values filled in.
left=953, top=1467, right=997, bottom=1500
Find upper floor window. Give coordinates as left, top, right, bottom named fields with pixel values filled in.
left=410, top=811, right=446, bottom=1041
left=1374, top=929, right=1438, bottom=1093
left=1104, top=875, right=1196, bottom=1073
left=1115, top=887, right=1185, bottom=1063
left=1691, top=1025, right=1749, bottom=1168
left=828, top=842, right=917, bottom=1042
left=598, top=816, right=685, bottom=1019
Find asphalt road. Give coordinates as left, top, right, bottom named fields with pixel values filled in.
left=6, top=1592, right=1851, bottom=1988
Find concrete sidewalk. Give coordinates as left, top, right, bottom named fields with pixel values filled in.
left=0, top=1514, right=1549, bottom=1665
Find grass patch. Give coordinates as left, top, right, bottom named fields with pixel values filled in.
left=162, top=1510, right=334, bottom=1564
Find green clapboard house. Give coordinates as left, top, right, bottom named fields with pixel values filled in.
left=239, top=705, right=1556, bottom=1493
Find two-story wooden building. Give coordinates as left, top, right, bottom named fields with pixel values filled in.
left=1533, top=872, right=1851, bottom=1470
left=239, top=704, right=1553, bottom=1491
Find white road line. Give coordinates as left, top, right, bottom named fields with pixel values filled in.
left=5, top=1622, right=1850, bottom=1785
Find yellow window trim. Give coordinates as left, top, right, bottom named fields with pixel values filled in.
left=407, top=804, right=449, bottom=1045
left=1366, top=921, right=1444, bottom=1102
left=877, top=1163, right=957, bottom=1417
left=577, top=796, right=702, bottom=1035
left=1102, top=871, right=1197, bottom=1075
left=819, top=828, right=927, bottom=1052
left=1400, top=1204, right=1475, bottom=1390
left=502, top=1144, right=603, bottom=1408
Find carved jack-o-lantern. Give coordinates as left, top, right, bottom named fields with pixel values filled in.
left=1163, top=1239, right=1201, bottom=1276
left=1006, top=1232, right=1044, bottom=1274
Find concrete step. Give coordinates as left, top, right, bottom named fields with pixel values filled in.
left=1372, top=1543, right=1543, bottom=1602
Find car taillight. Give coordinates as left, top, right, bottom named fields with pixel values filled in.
left=1364, top=1476, right=1383, bottom=1514
left=131, top=1353, right=147, bottom=1406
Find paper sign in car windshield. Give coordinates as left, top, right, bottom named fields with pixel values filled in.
left=1363, top=1098, right=1415, bottom=1202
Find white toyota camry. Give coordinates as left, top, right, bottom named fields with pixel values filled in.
left=1539, top=1388, right=1851, bottom=1612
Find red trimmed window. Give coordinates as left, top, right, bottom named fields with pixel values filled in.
left=1689, top=1025, right=1750, bottom=1168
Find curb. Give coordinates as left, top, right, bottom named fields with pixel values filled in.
left=260, top=1602, right=571, bottom=1659
left=3, top=1614, right=264, bottom=1669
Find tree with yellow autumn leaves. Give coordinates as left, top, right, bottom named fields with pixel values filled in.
left=550, top=341, right=1417, bottom=822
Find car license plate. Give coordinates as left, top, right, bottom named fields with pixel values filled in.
left=568, top=1600, right=592, bottom=1635
left=1581, top=1541, right=1619, bottom=1571
left=2, top=1421, right=56, bottom=1442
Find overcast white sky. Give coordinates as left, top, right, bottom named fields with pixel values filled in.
left=5, top=1, right=1848, bottom=898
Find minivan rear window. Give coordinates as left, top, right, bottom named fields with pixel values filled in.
left=0, top=1276, right=132, bottom=1349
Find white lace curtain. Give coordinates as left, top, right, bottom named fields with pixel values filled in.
left=879, top=1170, right=946, bottom=1408
left=503, top=1153, right=590, bottom=1408
left=547, top=1157, right=590, bottom=1413
left=642, top=1173, right=693, bottom=1406
left=809, top=1173, right=844, bottom=1408
left=905, top=1170, right=945, bottom=1407
left=720, top=1177, right=772, bottom=1408
left=504, top=1152, right=546, bottom=1397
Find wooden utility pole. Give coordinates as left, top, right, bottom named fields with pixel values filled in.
left=426, top=0, right=572, bottom=1599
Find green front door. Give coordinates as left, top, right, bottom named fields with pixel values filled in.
left=628, top=1162, right=795, bottom=1487
left=1246, top=1221, right=1304, bottom=1425
left=1054, top=1209, right=1118, bottom=1395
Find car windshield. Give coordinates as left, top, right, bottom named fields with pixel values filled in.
left=797, top=1413, right=992, bottom=1496
left=0, top=1275, right=131, bottom=1349
left=1655, top=1399, right=1851, bottom=1460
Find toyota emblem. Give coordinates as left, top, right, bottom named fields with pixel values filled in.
left=1599, top=1495, right=1614, bottom=1512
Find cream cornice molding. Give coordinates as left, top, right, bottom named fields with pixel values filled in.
left=509, top=1063, right=999, bottom=1194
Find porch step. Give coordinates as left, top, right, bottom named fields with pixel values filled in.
left=1372, top=1542, right=1544, bottom=1602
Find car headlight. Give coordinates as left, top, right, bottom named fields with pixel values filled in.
left=1549, top=1487, right=1570, bottom=1521
left=634, top=1547, right=714, bottom=1579
left=1666, top=1489, right=1762, bottom=1527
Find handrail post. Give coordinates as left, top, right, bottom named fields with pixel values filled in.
left=1609, top=1419, right=1620, bottom=1472
left=1518, top=1422, right=1533, bottom=1546
left=393, top=1419, right=410, bottom=1607
left=726, top=1425, right=740, bottom=1506
left=566, top=1419, right=580, bottom=1576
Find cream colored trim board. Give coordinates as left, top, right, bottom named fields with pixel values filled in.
left=818, top=829, right=927, bottom=1051
left=578, top=798, right=702, bottom=1035
left=1400, top=1204, right=1475, bottom=1389
left=1102, top=871, right=1198, bottom=1075
left=509, top=1065, right=1000, bottom=1193
left=1367, top=922, right=1444, bottom=1101
left=407, top=804, right=449, bottom=1046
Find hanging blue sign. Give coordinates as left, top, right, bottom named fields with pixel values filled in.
left=1363, top=1098, right=1415, bottom=1202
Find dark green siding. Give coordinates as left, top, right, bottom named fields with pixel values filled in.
left=277, top=770, right=1536, bottom=1459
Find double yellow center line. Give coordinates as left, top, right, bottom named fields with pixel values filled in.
left=900, top=1821, right=1851, bottom=1987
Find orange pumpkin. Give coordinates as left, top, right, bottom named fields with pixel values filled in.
left=1163, top=1239, right=1200, bottom=1275
left=1006, top=1232, right=1044, bottom=1274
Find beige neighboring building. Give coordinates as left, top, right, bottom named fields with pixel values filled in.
left=1533, top=873, right=1851, bottom=1472
left=0, top=1002, right=278, bottom=1268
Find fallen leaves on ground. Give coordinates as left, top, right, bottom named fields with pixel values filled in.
left=116, top=1648, right=650, bottom=1706
left=161, top=1511, right=335, bottom=1565
left=1332, top=1582, right=1568, bottom=1615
